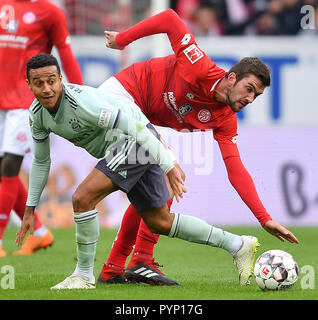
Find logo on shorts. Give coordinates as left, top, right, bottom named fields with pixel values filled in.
left=179, top=104, right=193, bottom=117
left=198, top=109, right=211, bottom=123
left=69, top=118, right=82, bottom=132
left=118, top=170, right=127, bottom=179
left=183, top=44, right=204, bottom=64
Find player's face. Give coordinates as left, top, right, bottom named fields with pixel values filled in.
left=226, top=73, right=265, bottom=113
left=27, top=65, right=63, bottom=113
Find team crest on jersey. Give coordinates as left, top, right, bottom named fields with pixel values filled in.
left=179, top=104, right=193, bottom=117
left=198, top=109, right=211, bottom=123
left=69, top=118, right=82, bottom=132
left=183, top=44, right=204, bottom=64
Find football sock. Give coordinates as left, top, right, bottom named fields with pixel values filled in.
left=169, top=213, right=242, bottom=255
left=133, top=198, right=173, bottom=257
left=13, top=178, right=43, bottom=232
left=133, top=220, right=159, bottom=257
left=73, top=209, right=100, bottom=283
left=0, top=177, right=20, bottom=239
left=106, top=204, right=141, bottom=268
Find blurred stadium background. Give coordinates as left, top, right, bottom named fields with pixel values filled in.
left=13, top=0, right=318, bottom=230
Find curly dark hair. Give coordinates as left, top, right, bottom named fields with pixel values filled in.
left=27, top=53, right=61, bottom=80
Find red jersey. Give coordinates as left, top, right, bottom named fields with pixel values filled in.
left=115, top=9, right=237, bottom=146
left=115, top=9, right=272, bottom=226
left=0, top=0, right=71, bottom=110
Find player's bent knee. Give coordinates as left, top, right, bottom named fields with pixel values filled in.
left=142, top=214, right=173, bottom=235
left=72, top=189, right=92, bottom=211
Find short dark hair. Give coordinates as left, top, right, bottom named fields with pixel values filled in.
left=27, top=53, right=61, bottom=80
left=227, top=57, right=271, bottom=87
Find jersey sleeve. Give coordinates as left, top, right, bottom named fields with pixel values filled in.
left=115, top=9, right=225, bottom=85
left=214, top=113, right=239, bottom=160
left=29, top=104, right=50, bottom=142
left=45, top=4, right=70, bottom=49
left=26, top=107, right=51, bottom=207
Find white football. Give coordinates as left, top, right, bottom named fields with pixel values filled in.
left=253, top=249, right=299, bottom=290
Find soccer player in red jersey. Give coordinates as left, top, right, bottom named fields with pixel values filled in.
left=96, top=9, right=299, bottom=286
left=0, top=0, right=83, bottom=256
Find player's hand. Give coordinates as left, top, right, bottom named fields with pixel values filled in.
left=16, top=206, right=35, bottom=247
left=263, top=220, right=299, bottom=243
left=104, top=31, right=121, bottom=50
left=166, top=166, right=186, bottom=202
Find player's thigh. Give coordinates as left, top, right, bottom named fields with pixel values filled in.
left=1, top=109, right=32, bottom=157
left=138, top=203, right=174, bottom=235
left=73, top=168, right=119, bottom=212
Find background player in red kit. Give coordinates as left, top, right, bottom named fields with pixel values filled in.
left=97, top=9, right=298, bottom=285
left=0, top=0, right=83, bottom=257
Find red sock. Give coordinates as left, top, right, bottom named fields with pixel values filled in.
left=13, top=178, right=43, bottom=231
left=106, top=204, right=141, bottom=268
left=0, top=177, right=20, bottom=239
left=133, top=198, right=173, bottom=257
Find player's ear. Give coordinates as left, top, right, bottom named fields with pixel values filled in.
left=227, top=72, right=237, bottom=86
left=26, top=78, right=32, bottom=90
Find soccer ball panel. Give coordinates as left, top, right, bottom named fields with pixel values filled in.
left=264, top=278, right=279, bottom=290
left=255, top=276, right=266, bottom=290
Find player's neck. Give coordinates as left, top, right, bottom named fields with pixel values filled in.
left=212, top=78, right=230, bottom=104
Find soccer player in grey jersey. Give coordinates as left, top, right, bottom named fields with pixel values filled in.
left=16, top=54, right=261, bottom=289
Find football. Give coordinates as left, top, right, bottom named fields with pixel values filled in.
left=253, top=249, right=299, bottom=290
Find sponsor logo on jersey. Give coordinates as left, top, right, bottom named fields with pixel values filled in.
left=181, top=33, right=191, bottom=45
left=231, top=135, right=238, bottom=144
left=179, top=104, right=193, bottom=117
left=6, top=19, right=18, bottom=33
left=163, top=92, right=183, bottom=124
left=197, top=109, right=211, bottom=123
left=183, top=44, right=204, bottom=64
left=69, top=118, right=82, bottom=132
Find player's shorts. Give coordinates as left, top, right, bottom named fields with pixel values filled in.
left=0, top=109, right=32, bottom=157
left=95, top=123, right=170, bottom=213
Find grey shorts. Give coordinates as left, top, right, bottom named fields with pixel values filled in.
left=95, top=124, right=170, bottom=212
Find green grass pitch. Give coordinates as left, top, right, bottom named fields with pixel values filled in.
left=0, top=226, right=317, bottom=300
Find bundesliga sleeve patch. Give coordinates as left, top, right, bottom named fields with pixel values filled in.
left=98, top=108, right=112, bottom=128
left=183, top=44, right=204, bottom=64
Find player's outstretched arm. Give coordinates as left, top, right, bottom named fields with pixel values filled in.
left=263, top=220, right=299, bottom=244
